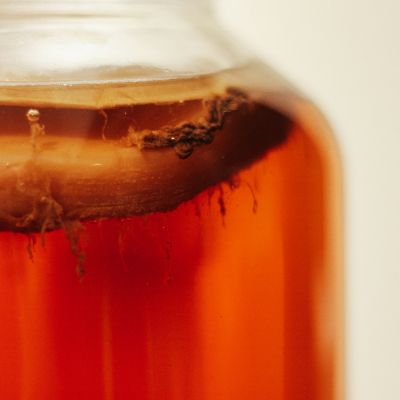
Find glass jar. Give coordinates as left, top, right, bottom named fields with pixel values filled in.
left=0, top=1, right=343, bottom=399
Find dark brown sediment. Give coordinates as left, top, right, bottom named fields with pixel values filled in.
left=124, top=88, right=247, bottom=159
left=0, top=88, right=291, bottom=233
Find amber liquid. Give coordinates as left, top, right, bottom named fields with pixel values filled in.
left=0, top=71, right=342, bottom=399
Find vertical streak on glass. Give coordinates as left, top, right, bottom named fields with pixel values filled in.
left=102, top=289, right=114, bottom=400
left=17, top=240, right=57, bottom=399
left=0, top=235, right=23, bottom=399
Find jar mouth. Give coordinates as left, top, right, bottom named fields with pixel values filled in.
left=0, top=1, right=245, bottom=87
left=0, top=1, right=209, bottom=18
left=0, top=33, right=246, bottom=88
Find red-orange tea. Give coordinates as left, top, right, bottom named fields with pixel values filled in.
left=0, top=67, right=342, bottom=399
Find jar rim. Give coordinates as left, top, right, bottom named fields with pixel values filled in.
left=0, top=0, right=209, bottom=18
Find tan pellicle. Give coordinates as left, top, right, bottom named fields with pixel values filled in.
left=0, top=65, right=291, bottom=232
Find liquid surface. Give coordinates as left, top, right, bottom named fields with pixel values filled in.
left=0, top=67, right=342, bottom=399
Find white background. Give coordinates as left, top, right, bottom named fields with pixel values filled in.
left=214, top=1, right=400, bottom=400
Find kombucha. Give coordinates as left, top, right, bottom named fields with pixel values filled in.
left=0, top=65, right=342, bottom=399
